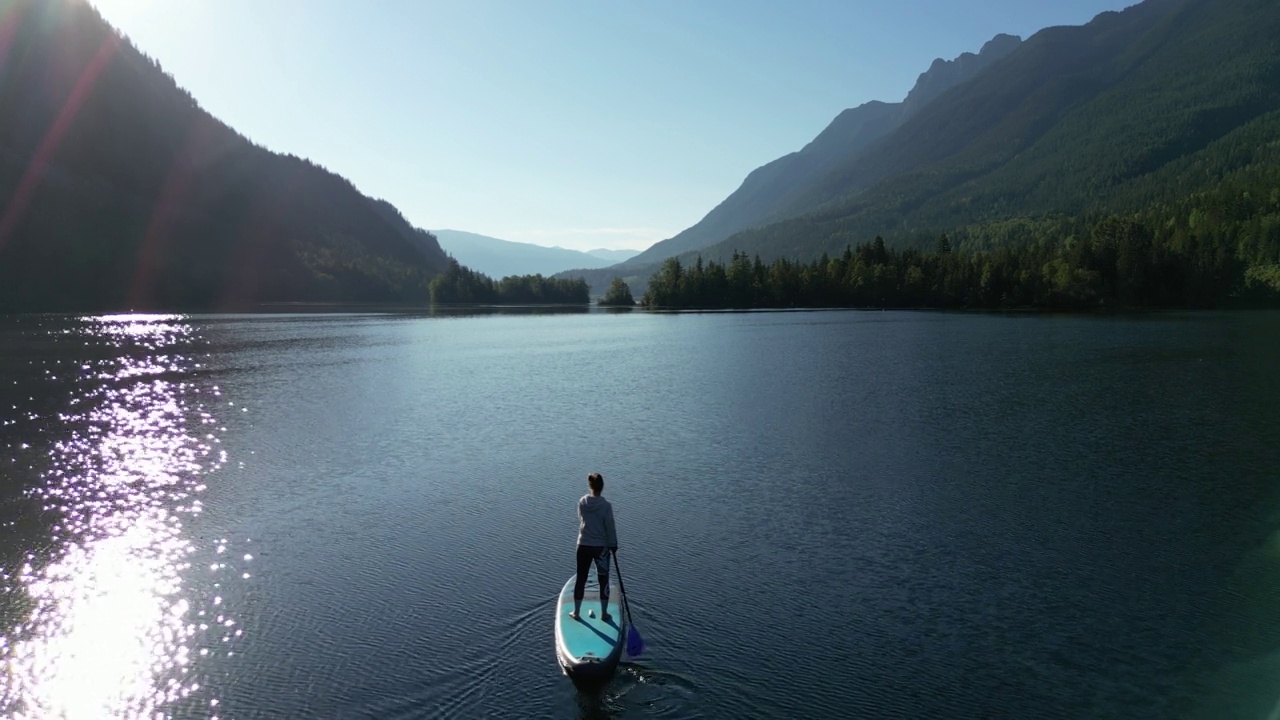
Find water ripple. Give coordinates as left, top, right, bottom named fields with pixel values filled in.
left=0, top=314, right=224, bottom=719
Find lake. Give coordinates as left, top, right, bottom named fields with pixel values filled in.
left=1, top=308, right=1279, bottom=719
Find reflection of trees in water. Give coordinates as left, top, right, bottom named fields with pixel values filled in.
left=427, top=304, right=594, bottom=319
left=252, top=303, right=595, bottom=319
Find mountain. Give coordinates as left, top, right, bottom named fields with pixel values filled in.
left=0, top=0, right=450, bottom=312
left=611, top=33, right=1024, bottom=273
left=899, top=34, right=1024, bottom=118
left=556, top=32, right=1027, bottom=296
left=584, top=248, right=641, bottom=264
left=433, top=230, right=632, bottom=278
left=682, top=0, right=1280, bottom=265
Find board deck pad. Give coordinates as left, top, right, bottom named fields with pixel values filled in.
left=557, top=577, right=623, bottom=662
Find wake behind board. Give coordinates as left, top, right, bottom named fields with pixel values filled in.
left=554, top=575, right=625, bottom=682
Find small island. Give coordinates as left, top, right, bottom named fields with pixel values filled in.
left=597, top=278, right=635, bottom=307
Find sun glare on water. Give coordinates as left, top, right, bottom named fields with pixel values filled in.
left=1, top=315, right=225, bottom=719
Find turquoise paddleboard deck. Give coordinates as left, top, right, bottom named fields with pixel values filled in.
left=554, top=575, right=626, bottom=683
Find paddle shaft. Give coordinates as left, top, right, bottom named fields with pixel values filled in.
left=612, top=549, right=635, bottom=628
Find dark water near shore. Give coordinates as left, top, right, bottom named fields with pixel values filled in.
left=1, top=309, right=1279, bottom=719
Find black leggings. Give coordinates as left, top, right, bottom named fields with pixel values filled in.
left=573, top=545, right=611, bottom=604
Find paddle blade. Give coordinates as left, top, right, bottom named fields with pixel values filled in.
left=626, top=625, right=645, bottom=656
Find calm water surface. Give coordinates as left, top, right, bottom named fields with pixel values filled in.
left=1, top=309, right=1279, bottom=719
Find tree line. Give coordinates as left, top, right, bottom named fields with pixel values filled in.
left=429, top=260, right=589, bottom=304
left=640, top=214, right=1280, bottom=311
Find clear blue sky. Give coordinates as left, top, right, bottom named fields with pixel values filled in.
left=90, top=0, right=1137, bottom=252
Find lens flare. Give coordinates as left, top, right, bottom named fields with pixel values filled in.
left=0, top=28, right=122, bottom=252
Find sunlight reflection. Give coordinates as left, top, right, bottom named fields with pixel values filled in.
left=1, top=314, right=223, bottom=719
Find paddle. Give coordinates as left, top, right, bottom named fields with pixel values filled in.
left=611, top=549, right=645, bottom=656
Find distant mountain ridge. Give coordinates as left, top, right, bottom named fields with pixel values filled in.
left=584, top=248, right=642, bottom=263
left=433, top=230, right=638, bottom=279
left=0, top=0, right=450, bottom=312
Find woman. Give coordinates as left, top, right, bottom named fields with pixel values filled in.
left=571, top=472, right=618, bottom=622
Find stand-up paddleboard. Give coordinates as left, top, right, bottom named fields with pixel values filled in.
left=554, top=575, right=626, bottom=682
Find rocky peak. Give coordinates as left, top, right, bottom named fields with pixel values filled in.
left=901, top=33, right=1023, bottom=118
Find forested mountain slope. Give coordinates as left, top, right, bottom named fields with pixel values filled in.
left=699, top=0, right=1280, bottom=262
left=0, top=0, right=450, bottom=311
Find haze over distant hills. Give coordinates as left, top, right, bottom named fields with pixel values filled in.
left=561, top=0, right=1280, bottom=300
left=433, top=230, right=639, bottom=279
left=583, top=248, right=642, bottom=264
